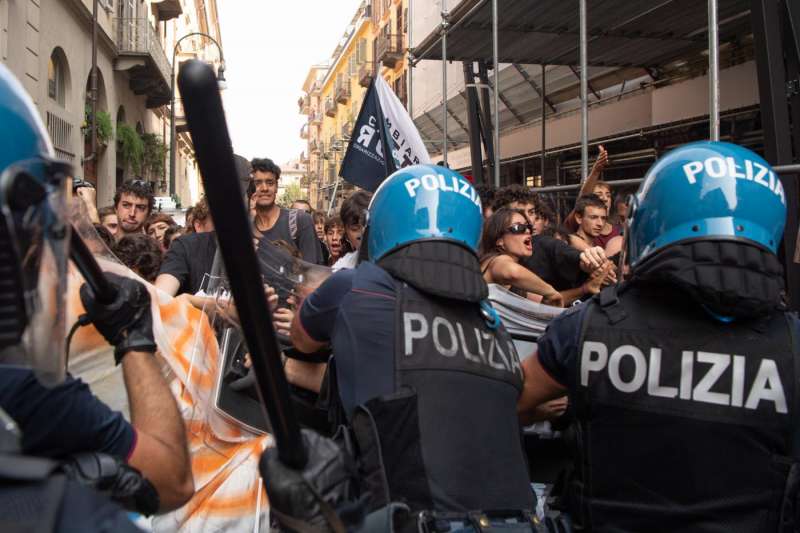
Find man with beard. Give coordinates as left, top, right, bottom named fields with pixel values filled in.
left=113, top=180, right=154, bottom=237
left=249, top=157, right=322, bottom=264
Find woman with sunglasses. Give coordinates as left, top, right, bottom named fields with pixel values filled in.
left=479, top=208, right=565, bottom=307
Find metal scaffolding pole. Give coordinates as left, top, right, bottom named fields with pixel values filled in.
left=541, top=64, right=546, bottom=182
left=708, top=0, right=720, bottom=141
left=492, top=0, right=500, bottom=186
left=441, top=2, right=449, bottom=165
left=579, top=0, right=589, bottom=179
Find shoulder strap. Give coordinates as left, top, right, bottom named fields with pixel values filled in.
left=289, top=209, right=299, bottom=243
left=597, top=285, right=627, bottom=325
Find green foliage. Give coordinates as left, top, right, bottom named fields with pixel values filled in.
left=83, top=105, right=114, bottom=145
left=279, top=181, right=305, bottom=206
left=116, top=122, right=144, bottom=173
left=141, top=133, right=168, bottom=178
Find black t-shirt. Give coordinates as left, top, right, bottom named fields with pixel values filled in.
left=159, top=231, right=218, bottom=295
left=255, top=208, right=323, bottom=265
left=521, top=235, right=584, bottom=291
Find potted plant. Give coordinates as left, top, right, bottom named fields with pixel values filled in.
left=83, top=105, right=114, bottom=150
left=116, top=122, right=144, bottom=174
left=141, top=133, right=168, bottom=179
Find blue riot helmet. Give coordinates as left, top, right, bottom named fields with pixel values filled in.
left=627, top=141, right=786, bottom=268
left=0, top=63, right=72, bottom=385
left=367, top=164, right=483, bottom=261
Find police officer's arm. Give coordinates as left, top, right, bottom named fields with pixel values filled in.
left=123, top=350, right=194, bottom=511
left=518, top=351, right=567, bottom=425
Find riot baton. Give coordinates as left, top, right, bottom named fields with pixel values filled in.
left=69, top=225, right=118, bottom=304
left=177, top=59, right=308, bottom=469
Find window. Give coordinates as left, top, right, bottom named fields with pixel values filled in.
left=48, top=49, right=68, bottom=106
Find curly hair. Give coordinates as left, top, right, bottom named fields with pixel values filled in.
left=114, top=233, right=163, bottom=282
left=113, top=180, right=155, bottom=215
left=145, top=212, right=176, bottom=233
left=340, top=191, right=371, bottom=227
left=491, top=184, right=537, bottom=212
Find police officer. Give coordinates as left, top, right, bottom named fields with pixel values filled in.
left=518, top=141, right=798, bottom=532
left=262, top=165, right=537, bottom=531
left=0, top=63, right=192, bottom=529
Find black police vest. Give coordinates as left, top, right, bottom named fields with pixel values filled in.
left=568, top=283, right=799, bottom=533
left=350, top=280, right=535, bottom=514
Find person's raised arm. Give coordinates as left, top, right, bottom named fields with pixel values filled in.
left=489, top=255, right=563, bottom=306
left=576, top=144, right=608, bottom=199
left=80, top=274, right=193, bottom=512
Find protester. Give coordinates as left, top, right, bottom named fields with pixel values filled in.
left=162, top=225, right=182, bottom=251
left=291, top=199, right=313, bottom=213
left=474, top=183, right=497, bottom=219
left=265, top=165, right=537, bottom=531
left=570, top=194, right=624, bottom=258
left=190, top=196, right=214, bottom=233
left=479, top=208, right=566, bottom=306
left=183, top=206, right=196, bottom=234
left=155, top=226, right=217, bottom=297
left=331, top=190, right=370, bottom=270
left=249, top=157, right=322, bottom=264
left=311, top=210, right=329, bottom=265
left=113, top=180, right=154, bottom=237
left=323, top=216, right=345, bottom=266
left=518, top=141, right=797, bottom=531
left=610, top=192, right=629, bottom=226
left=145, top=212, right=176, bottom=252
left=98, top=206, right=120, bottom=241
left=0, top=64, right=192, bottom=529
left=114, top=234, right=164, bottom=282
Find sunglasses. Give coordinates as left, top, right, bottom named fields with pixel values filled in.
left=506, top=223, right=533, bottom=235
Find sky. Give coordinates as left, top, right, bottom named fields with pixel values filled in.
left=218, top=1, right=363, bottom=166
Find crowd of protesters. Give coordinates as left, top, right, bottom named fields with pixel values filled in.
left=88, top=147, right=626, bottom=311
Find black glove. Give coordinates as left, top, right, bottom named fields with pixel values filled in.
left=60, top=452, right=160, bottom=516
left=259, top=429, right=357, bottom=533
left=79, top=272, right=157, bottom=364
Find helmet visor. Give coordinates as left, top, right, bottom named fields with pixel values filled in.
left=0, top=157, right=70, bottom=386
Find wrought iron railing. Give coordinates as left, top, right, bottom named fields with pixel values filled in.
left=113, top=18, right=171, bottom=84
left=46, top=111, right=74, bottom=162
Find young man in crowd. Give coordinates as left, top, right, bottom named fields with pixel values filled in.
left=323, top=216, right=345, bottom=266
left=572, top=195, right=608, bottom=246
left=291, top=199, right=313, bottom=213
left=98, top=206, right=120, bottom=241
left=249, top=158, right=322, bottom=264
left=145, top=212, right=176, bottom=252
left=312, top=210, right=329, bottom=264
left=332, top=191, right=370, bottom=270
left=113, top=180, right=154, bottom=237
left=189, top=197, right=214, bottom=233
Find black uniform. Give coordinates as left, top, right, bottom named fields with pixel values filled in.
left=538, top=282, right=800, bottom=532
left=299, top=260, right=536, bottom=515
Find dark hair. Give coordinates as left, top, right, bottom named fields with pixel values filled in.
left=192, top=197, right=211, bottom=223
left=575, top=194, right=608, bottom=217
left=250, top=158, right=281, bottom=179
left=340, top=191, right=371, bottom=227
left=163, top=225, right=183, bottom=250
left=491, top=184, right=536, bottom=212
left=478, top=207, right=529, bottom=262
left=312, top=211, right=326, bottom=225
left=145, top=212, right=175, bottom=233
left=271, top=239, right=302, bottom=260
left=474, top=184, right=496, bottom=211
left=114, top=233, right=163, bottom=282
left=98, top=206, right=116, bottom=220
left=113, top=180, right=155, bottom=215
left=324, top=216, right=344, bottom=233
left=540, top=224, right=572, bottom=242
left=184, top=206, right=195, bottom=234
left=533, top=195, right=556, bottom=225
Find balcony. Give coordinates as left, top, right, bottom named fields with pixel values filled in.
left=309, top=139, right=321, bottom=154
left=300, top=124, right=309, bottom=140
left=298, top=94, right=310, bottom=115
left=310, top=110, right=323, bottom=124
left=341, top=121, right=352, bottom=139
left=358, top=62, right=374, bottom=88
left=324, top=98, right=337, bottom=117
left=113, top=18, right=172, bottom=108
left=335, top=82, right=351, bottom=104
left=377, top=33, right=404, bottom=69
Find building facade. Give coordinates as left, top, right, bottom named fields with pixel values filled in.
left=299, top=0, right=409, bottom=212
left=0, top=0, right=221, bottom=209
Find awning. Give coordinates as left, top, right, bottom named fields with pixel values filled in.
left=413, top=0, right=751, bottom=68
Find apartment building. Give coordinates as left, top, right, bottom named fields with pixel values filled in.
left=299, top=0, right=409, bottom=212
left=0, top=0, right=221, bottom=208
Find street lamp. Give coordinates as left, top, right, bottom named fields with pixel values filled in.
left=169, top=32, right=226, bottom=197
